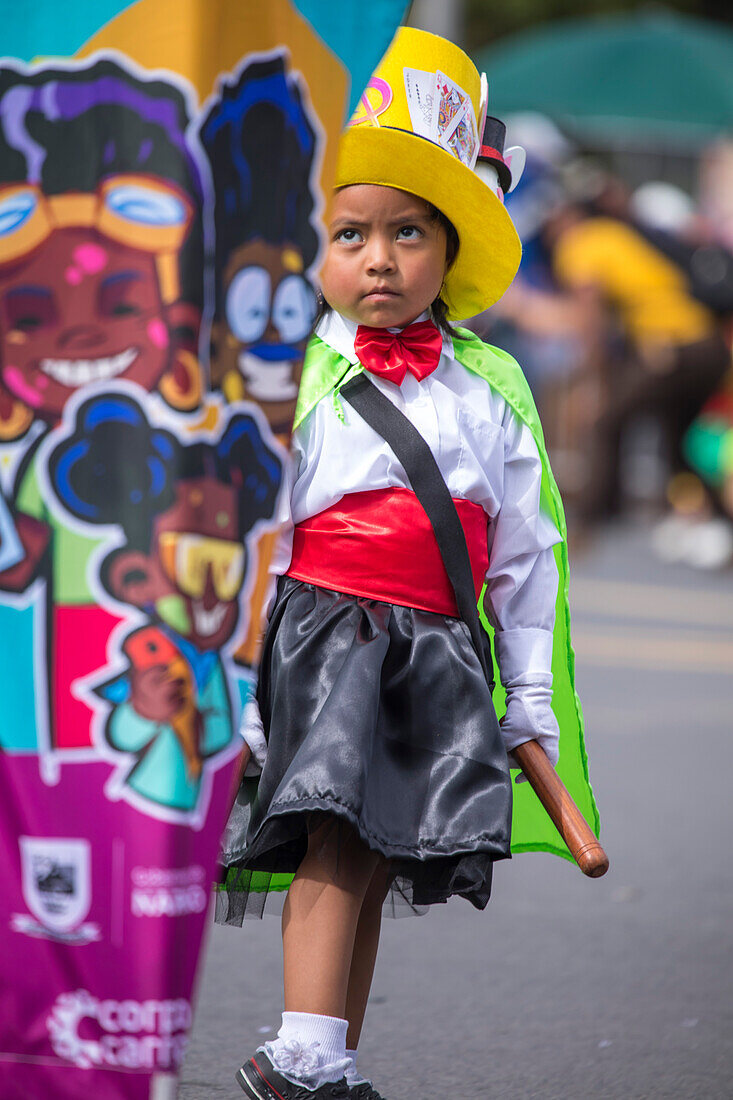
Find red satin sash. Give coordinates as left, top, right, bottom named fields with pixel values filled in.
left=287, top=487, right=489, bottom=617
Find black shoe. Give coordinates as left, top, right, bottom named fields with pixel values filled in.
left=237, top=1049, right=350, bottom=1099
left=349, top=1083, right=386, bottom=1099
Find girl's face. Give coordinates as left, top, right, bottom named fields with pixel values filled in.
left=320, top=185, right=448, bottom=329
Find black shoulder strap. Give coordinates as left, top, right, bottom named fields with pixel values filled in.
left=341, top=373, right=493, bottom=686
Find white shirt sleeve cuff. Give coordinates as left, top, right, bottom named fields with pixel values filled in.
left=494, top=628, right=559, bottom=765
left=494, top=627, right=554, bottom=686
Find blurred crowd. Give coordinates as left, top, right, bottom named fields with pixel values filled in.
left=469, top=118, right=733, bottom=569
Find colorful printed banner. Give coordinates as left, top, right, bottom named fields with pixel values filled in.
left=0, top=2, right=406, bottom=1096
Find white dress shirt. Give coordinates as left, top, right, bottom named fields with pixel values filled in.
left=255, top=309, right=562, bottom=766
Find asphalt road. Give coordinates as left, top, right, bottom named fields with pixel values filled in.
left=181, top=521, right=733, bottom=1100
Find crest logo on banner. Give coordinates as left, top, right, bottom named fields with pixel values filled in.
left=12, top=837, right=100, bottom=943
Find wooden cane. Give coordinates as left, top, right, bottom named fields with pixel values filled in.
left=513, top=740, right=609, bottom=878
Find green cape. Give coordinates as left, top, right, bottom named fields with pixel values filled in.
left=294, top=327, right=599, bottom=860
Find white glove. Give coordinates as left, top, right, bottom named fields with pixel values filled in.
left=500, top=676, right=559, bottom=782
left=240, top=695, right=268, bottom=775
left=493, top=629, right=559, bottom=780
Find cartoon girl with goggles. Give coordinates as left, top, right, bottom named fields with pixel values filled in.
left=0, top=59, right=205, bottom=444
left=0, top=58, right=206, bottom=761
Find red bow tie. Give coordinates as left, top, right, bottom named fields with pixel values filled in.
left=354, top=320, right=443, bottom=385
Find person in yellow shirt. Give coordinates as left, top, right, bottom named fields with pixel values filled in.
left=551, top=203, right=729, bottom=520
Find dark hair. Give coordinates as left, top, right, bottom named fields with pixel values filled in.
left=427, top=203, right=459, bottom=267
left=0, top=58, right=205, bottom=309
left=426, top=203, right=460, bottom=336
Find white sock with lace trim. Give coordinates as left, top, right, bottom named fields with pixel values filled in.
left=264, top=1011, right=349, bottom=1088
left=345, top=1048, right=369, bottom=1086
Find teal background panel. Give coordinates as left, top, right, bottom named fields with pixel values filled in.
left=294, top=0, right=409, bottom=115
left=0, top=1, right=135, bottom=63
left=0, top=603, right=39, bottom=750
left=1, top=0, right=408, bottom=114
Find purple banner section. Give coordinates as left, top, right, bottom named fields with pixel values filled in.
left=0, top=1, right=405, bottom=1094
left=0, top=755, right=238, bottom=1099
left=0, top=22, right=325, bottom=1095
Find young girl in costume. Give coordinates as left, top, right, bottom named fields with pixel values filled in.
left=220, top=27, right=592, bottom=1100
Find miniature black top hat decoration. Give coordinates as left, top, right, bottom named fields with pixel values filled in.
left=478, top=116, right=512, bottom=193
left=476, top=114, right=526, bottom=199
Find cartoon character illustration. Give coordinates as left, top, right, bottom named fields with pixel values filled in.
left=200, top=53, right=321, bottom=435
left=48, top=391, right=282, bottom=812
left=122, top=627, right=204, bottom=780
left=0, top=56, right=207, bottom=758
left=0, top=56, right=205, bottom=441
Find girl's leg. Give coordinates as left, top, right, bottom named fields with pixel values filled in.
left=344, top=862, right=392, bottom=1049
left=282, top=819, right=382, bottom=1018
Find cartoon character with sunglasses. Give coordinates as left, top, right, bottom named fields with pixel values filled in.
left=48, top=391, right=282, bottom=813
left=200, top=53, right=321, bottom=437
left=0, top=57, right=206, bottom=759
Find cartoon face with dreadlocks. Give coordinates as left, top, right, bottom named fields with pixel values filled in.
left=0, top=56, right=205, bottom=442
left=200, top=53, right=321, bottom=434
left=48, top=391, right=282, bottom=813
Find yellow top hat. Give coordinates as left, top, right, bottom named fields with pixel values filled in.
left=335, top=27, right=521, bottom=320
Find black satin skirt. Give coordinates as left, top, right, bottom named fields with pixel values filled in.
left=217, top=577, right=512, bottom=921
